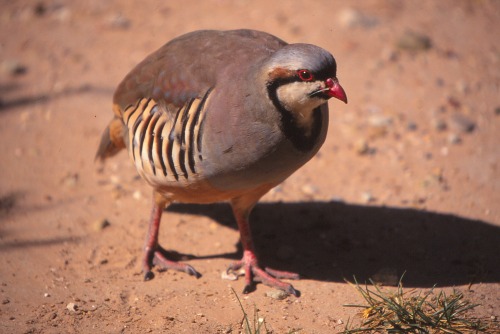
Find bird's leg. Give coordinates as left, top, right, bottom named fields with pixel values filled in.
left=143, top=191, right=200, bottom=280
left=227, top=197, right=300, bottom=297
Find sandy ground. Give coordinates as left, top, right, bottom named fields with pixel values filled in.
left=1, top=0, right=499, bottom=333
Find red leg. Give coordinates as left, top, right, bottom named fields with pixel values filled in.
left=227, top=197, right=300, bottom=297
left=143, top=192, right=200, bottom=280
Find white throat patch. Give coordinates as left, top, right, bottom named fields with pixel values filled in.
left=276, top=81, right=326, bottom=133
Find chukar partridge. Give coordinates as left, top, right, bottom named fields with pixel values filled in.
left=96, top=29, right=347, bottom=296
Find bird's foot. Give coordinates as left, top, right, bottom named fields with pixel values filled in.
left=143, top=245, right=201, bottom=280
left=227, top=251, right=300, bottom=297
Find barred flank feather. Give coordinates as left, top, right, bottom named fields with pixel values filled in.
left=97, top=88, right=213, bottom=182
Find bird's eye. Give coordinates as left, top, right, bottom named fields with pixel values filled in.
left=297, top=69, right=314, bottom=82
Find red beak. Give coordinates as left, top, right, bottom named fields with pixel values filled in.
left=326, top=78, right=348, bottom=104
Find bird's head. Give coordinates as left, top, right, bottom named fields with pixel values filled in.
left=264, top=43, right=347, bottom=114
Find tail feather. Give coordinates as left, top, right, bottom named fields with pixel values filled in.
left=95, top=117, right=126, bottom=162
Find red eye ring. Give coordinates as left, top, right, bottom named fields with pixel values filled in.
left=297, top=69, right=314, bottom=82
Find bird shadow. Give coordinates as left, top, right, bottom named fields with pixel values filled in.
left=0, top=83, right=113, bottom=112
left=167, top=201, right=500, bottom=288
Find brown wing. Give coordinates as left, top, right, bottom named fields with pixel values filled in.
left=96, top=29, right=287, bottom=162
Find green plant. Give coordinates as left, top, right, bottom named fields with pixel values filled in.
left=232, top=288, right=270, bottom=334
left=341, top=276, right=498, bottom=333
left=231, top=288, right=302, bottom=334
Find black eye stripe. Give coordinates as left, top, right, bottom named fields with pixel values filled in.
left=266, top=78, right=324, bottom=152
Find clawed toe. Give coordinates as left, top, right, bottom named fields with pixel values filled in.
left=143, top=247, right=201, bottom=279
left=286, top=285, right=301, bottom=297
left=144, top=270, right=155, bottom=281
left=153, top=251, right=201, bottom=278
left=227, top=259, right=300, bottom=297
left=243, top=284, right=256, bottom=294
left=183, top=264, right=202, bottom=278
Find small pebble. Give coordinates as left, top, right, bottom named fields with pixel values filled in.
left=221, top=270, right=241, bottom=281
left=431, top=167, right=444, bottom=183
left=1, top=59, right=27, bottom=76
left=380, top=47, right=399, bottom=62
left=61, top=173, right=79, bottom=188
left=368, top=114, right=393, bottom=127
left=447, top=133, right=461, bottom=144
left=330, top=196, right=344, bottom=203
left=301, top=184, right=318, bottom=197
left=367, top=126, right=388, bottom=139
left=111, top=186, right=125, bottom=200
left=93, top=218, right=111, bottom=231
left=44, top=293, right=50, bottom=298
left=450, top=113, right=475, bottom=133
left=455, top=80, right=469, bottom=94
left=435, top=77, right=445, bottom=87
left=110, top=175, right=121, bottom=184
left=55, top=7, right=71, bottom=22
left=367, top=114, right=393, bottom=139
left=361, top=191, right=375, bottom=203
left=266, top=289, right=289, bottom=300
left=440, top=146, right=449, bottom=156
left=412, top=196, right=427, bottom=205
left=406, top=121, right=418, bottom=131
left=354, top=139, right=370, bottom=155
left=66, top=302, right=78, bottom=312
left=431, top=118, right=447, bottom=131
left=337, top=8, right=379, bottom=29
left=495, top=106, right=500, bottom=116
left=2, top=298, right=10, bottom=304
left=396, top=30, right=432, bottom=52
left=132, top=190, right=143, bottom=200
left=107, top=13, right=131, bottom=29
left=446, top=96, right=461, bottom=110
left=33, top=2, right=47, bottom=16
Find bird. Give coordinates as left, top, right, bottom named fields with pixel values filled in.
left=96, top=29, right=347, bottom=297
